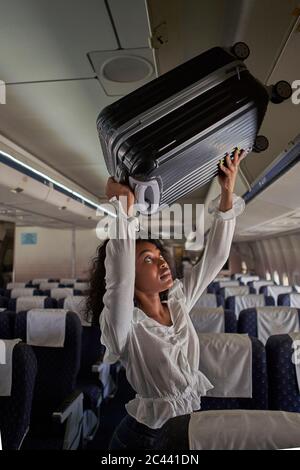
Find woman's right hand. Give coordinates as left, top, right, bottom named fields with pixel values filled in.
left=105, top=177, right=135, bottom=216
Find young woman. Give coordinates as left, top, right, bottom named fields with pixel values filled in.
left=87, top=149, right=245, bottom=450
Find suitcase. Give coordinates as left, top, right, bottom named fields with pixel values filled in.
left=97, top=44, right=289, bottom=214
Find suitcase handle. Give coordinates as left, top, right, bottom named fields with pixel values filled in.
left=129, top=177, right=161, bottom=215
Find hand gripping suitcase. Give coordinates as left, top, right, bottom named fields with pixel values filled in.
left=97, top=43, right=291, bottom=214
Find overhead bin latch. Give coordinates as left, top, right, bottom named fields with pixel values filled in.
left=149, top=22, right=168, bottom=49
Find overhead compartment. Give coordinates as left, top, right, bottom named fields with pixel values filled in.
left=0, top=155, right=99, bottom=224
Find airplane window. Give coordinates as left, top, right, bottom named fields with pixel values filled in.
left=265, top=271, right=271, bottom=281
left=273, top=270, right=280, bottom=285
left=241, top=261, right=247, bottom=273
left=282, top=273, right=289, bottom=286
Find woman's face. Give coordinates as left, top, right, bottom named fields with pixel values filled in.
left=135, top=241, right=173, bottom=295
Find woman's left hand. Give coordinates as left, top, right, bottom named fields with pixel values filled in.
left=218, top=148, right=245, bottom=194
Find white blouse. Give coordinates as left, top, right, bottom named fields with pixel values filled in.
left=100, top=195, right=245, bottom=429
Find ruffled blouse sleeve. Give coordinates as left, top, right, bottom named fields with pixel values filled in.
left=100, top=197, right=139, bottom=363
left=182, top=194, right=245, bottom=312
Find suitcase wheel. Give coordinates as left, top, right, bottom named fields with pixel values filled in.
left=253, top=135, right=269, bottom=153
left=271, top=80, right=292, bottom=104
left=129, top=177, right=161, bottom=215
left=231, top=42, right=250, bottom=60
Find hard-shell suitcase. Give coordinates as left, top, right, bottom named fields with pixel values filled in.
left=97, top=44, right=291, bottom=214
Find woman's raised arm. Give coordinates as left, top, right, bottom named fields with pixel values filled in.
left=100, top=178, right=138, bottom=363
left=182, top=149, right=245, bottom=311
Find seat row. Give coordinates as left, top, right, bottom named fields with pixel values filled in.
left=0, top=309, right=115, bottom=450
left=195, top=330, right=300, bottom=415
left=0, top=287, right=86, bottom=299
left=1, top=307, right=299, bottom=449
left=4, top=279, right=88, bottom=289
left=190, top=304, right=300, bottom=340
left=189, top=305, right=300, bottom=412
left=208, top=281, right=297, bottom=297
left=0, top=292, right=86, bottom=312
left=196, top=292, right=300, bottom=317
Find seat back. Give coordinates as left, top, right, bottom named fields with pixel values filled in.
left=0, top=311, right=15, bottom=338
left=56, top=297, right=105, bottom=384
left=60, top=279, right=76, bottom=286
left=226, top=294, right=275, bottom=319
left=47, top=288, right=82, bottom=300
left=238, top=307, right=300, bottom=344
left=57, top=296, right=89, bottom=325
left=8, top=296, right=57, bottom=312
left=31, top=279, right=50, bottom=287
left=210, top=280, right=240, bottom=293
left=189, top=410, right=300, bottom=450
left=194, top=293, right=224, bottom=308
left=0, top=342, right=37, bottom=449
left=260, top=285, right=293, bottom=304
left=9, top=288, right=39, bottom=299
left=190, top=307, right=237, bottom=333
left=74, top=282, right=89, bottom=292
left=266, top=334, right=300, bottom=412
left=199, top=335, right=268, bottom=411
left=39, top=282, right=59, bottom=291
left=239, top=276, right=260, bottom=284
left=219, top=286, right=255, bottom=298
left=6, top=282, right=27, bottom=289
left=278, top=293, right=300, bottom=308
left=0, top=297, right=9, bottom=309
left=248, top=280, right=274, bottom=293
left=14, top=311, right=81, bottom=423
left=223, top=310, right=238, bottom=333
left=79, top=325, right=104, bottom=380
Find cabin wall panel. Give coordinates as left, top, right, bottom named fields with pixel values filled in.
left=235, top=232, right=300, bottom=284
left=14, top=226, right=100, bottom=281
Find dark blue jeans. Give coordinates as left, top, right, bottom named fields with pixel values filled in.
left=109, top=413, right=190, bottom=450
left=109, top=414, right=166, bottom=450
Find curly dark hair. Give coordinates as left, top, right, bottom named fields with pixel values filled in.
left=85, top=238, right=173, bottom=325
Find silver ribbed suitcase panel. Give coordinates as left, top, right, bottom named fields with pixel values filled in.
left=97, top=46, right=271, bottom=215
left=150, top=105, right=257, bottom=207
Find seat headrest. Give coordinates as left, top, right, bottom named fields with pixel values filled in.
left=257, top=307, right=300, bottom=345
left=10, top=288, right=34, bottom=299
left=198, top=333, right=252, bottom=398
left=50, top=288, right=74, bottom=300
left=63, top=296, right=90, bottom=326
left=26, top=309, right=67, bottom=347
left=189, top=410, right=300, bottom=449
left=190, top=307, right=224, bottom=333
left=16, top=296, right=47, bottom=313
left=234, top=294, right=266, bottom=318
left=195, top=294, right=218, bottom=308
